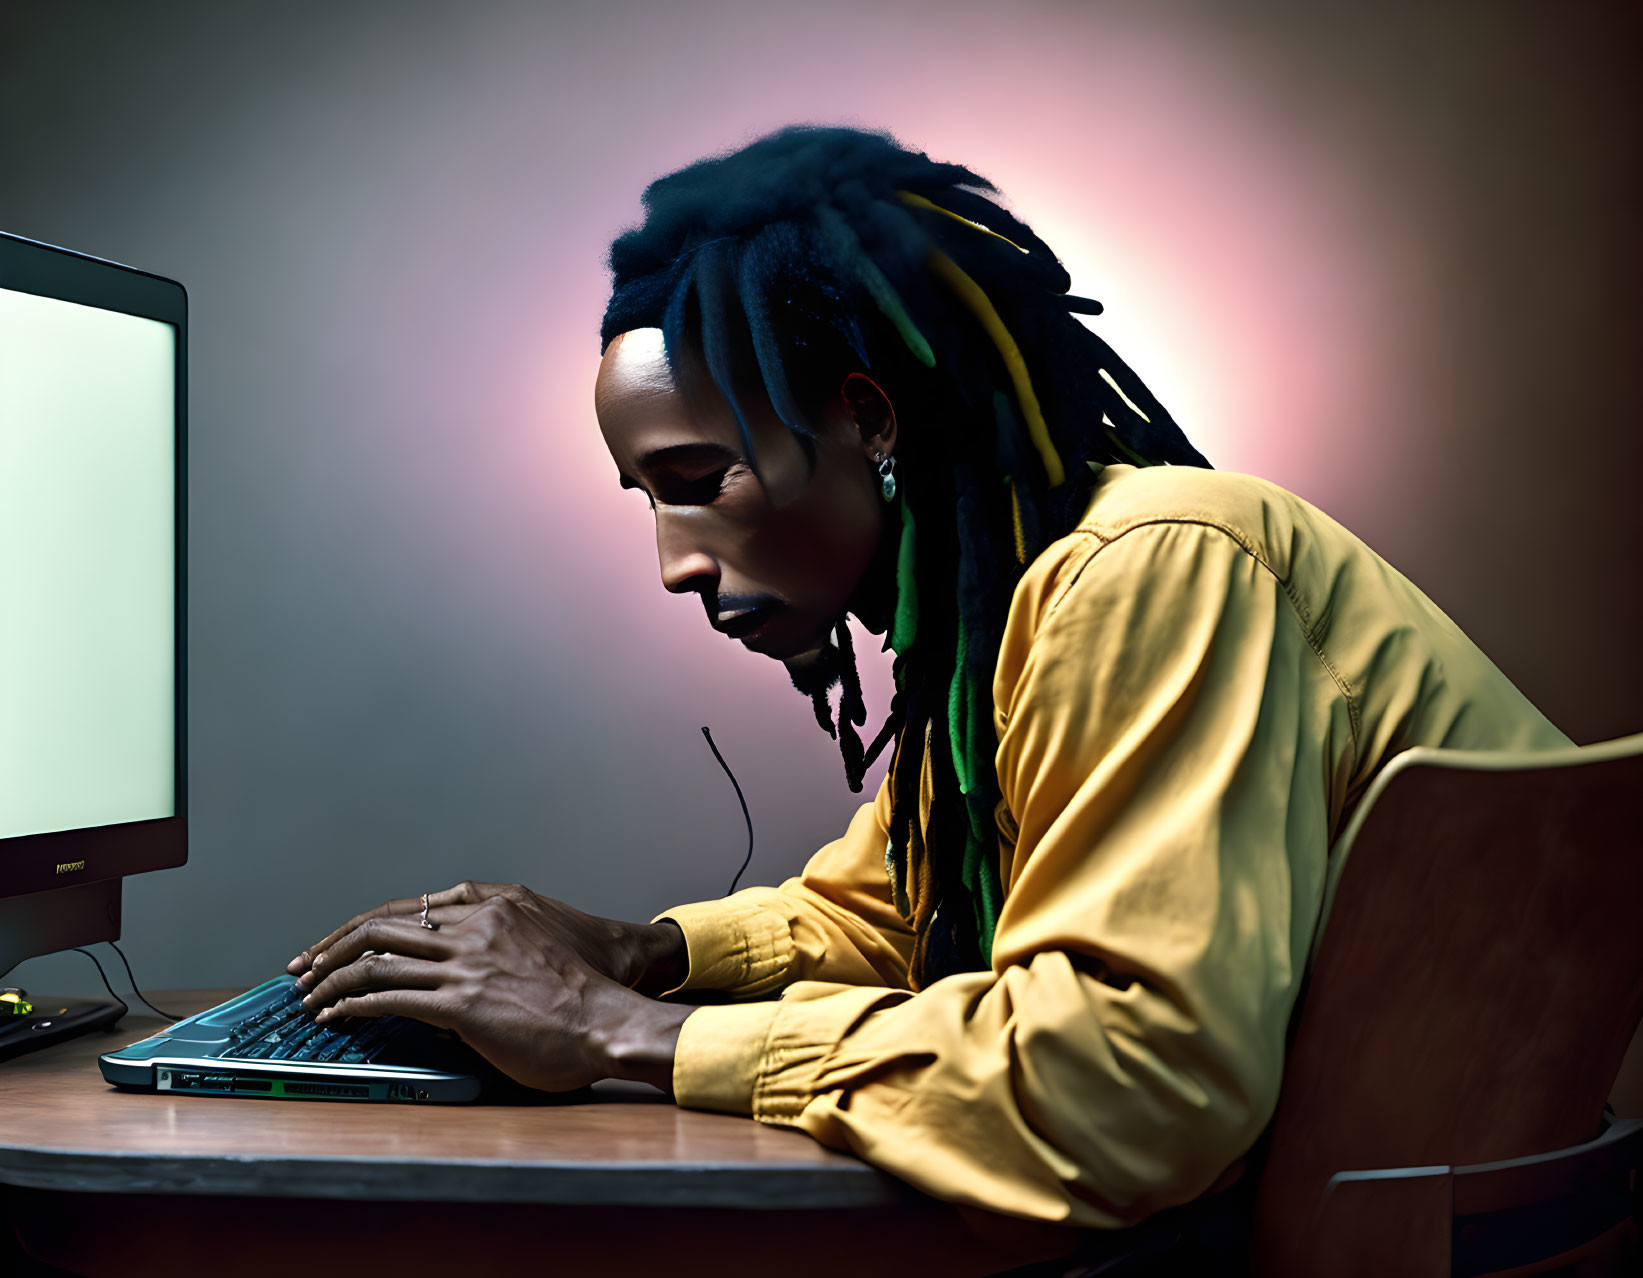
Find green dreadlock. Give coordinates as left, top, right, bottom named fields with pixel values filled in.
left=600, top=124, right=1211, bottom=987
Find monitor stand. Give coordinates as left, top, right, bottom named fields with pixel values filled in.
left=0, top=880, right=127, bottom=1062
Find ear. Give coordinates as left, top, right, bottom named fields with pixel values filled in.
left=838, top=372, right=898, bottom=461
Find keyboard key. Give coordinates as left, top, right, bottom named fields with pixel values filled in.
left=338, top=1018, right=396, bottom=1063
left=234, top=1005, right=307, bottom=1059
left=270, top=1018, right=327, bottom=1060
left=307, top=1029, right=352, bottom=1062
left=220, top=1007, right=288, bottom=1056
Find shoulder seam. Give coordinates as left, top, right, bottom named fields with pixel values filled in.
left=1045, top=517, right=1363, bottom=752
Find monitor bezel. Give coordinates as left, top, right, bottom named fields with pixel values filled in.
left=0, top=231, right=188, bottom=898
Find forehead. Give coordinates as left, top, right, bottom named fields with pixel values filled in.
left=595, top=328, right=741, bottom=458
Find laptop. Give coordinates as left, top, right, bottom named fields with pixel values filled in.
left=99, top=975, right=498, bottom=1102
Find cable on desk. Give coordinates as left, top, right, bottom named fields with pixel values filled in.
left=702, top=725, right=755, bottom=895
left=106, top=942, right=187, bottom=1020
left=69, top=948, right=129, bottom=1019
left=3, top=947, right=184, bottom=1021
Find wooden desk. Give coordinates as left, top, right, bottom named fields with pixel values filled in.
left=0, top=990, right=1072, bottom=1277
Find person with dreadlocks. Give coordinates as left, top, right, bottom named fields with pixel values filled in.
left=289, top=125, right=1570, bottom=1251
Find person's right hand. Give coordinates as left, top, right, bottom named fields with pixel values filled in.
left=284, top=881, right=687, bottom=996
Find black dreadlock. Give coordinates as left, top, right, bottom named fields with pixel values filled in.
left=600, top=124, right=1210, bottom=987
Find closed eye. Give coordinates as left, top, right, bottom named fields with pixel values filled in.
left=616, top=445, right=744, bottom=509
left=616, top=469, right=729, bottom=508
left=656, top=466, right=732, bottom=506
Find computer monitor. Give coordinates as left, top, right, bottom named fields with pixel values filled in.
left=0, top=231, right=187, bottom=982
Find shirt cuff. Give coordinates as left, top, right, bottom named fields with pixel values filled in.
left=748, top=982, right=910, bottom=1121
left=672, top=1000, right=780, bottom=1116
left=677, top=981, right=914, bottom=1122
left=650, top=895, right=795, bottom=998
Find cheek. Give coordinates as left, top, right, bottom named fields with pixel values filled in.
left=752, top=479, right=880, bottom=608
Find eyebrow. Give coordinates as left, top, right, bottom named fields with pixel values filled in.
left=616, top=441, right=740, bottom=490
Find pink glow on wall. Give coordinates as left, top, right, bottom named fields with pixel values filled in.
left=478, top=3, right=1430, bottom=737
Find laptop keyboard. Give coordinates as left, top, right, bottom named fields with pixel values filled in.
left=212, top=980, right=403, bottom=1064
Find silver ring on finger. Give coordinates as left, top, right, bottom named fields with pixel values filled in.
left=420, top=892, right=439, bottom=930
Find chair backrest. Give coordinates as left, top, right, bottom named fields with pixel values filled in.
left=1250, top=732, right=1643, bottom=1277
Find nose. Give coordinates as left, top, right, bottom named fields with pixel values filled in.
left=655, top=509, right=719, bottom=597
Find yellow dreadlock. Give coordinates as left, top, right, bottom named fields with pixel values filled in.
left=894, top=191, right=1067, bottom=489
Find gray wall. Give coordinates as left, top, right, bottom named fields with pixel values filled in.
left=2, top=0, right=1638, bottom=1000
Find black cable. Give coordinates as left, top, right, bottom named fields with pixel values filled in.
left=68, top=948, right=129, bottom=1018
left=701, top=725, right=755, bottom=895
left=106, top=941, right=187, bottom=1020
left=3, top=947, right=183, bottom=1022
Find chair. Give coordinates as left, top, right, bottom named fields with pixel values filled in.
left=1248, top=731, right=1643, bottom=1277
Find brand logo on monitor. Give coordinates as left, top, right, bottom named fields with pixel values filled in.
left=55, top=860, right=86, bottom=875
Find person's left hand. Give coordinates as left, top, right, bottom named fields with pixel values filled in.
left=295, top=891, right=689, bottom=1094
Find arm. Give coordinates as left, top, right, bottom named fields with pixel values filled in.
left=648, top=772, right=916, bottom=998
left=642, top=521, right=1340, bottom=1225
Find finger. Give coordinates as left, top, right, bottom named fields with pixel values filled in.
left=302, top=953, right=447, bottom=1016
left=314, top=988, right=457, bottom=1029
left=286, top=897, right=424, bottom=973
left=315, top=915, right=462, bottom=970
left=286, top=881, right=509, bottom=972
left=306, top=915, right=461, bottom=984
left=426, top=881, right=513, bottom=908
left=296, top=905, right=491, bottom=987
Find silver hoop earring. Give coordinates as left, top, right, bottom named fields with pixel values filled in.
left=874, top=451, right=898, bottom=503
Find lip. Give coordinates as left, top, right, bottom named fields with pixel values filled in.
left=714, top=602, right=785, bottom=642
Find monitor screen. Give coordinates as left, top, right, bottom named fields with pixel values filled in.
left=0, top=286, right=176, bottom=841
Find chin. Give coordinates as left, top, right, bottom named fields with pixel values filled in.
left=770, top=617, right=841, bottom=665
left=779, top=639, right=832, bottom=666
left=749, top=632, right=822, bottom=661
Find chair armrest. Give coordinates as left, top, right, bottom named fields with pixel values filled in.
left=1311, top=1115, right=1643, bottom=1278
left=1312, top=1165, right=1451, bottom=1278
left=1447, top=1114, right=1642, bottom=1215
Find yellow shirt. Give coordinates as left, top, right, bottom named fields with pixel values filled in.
left=655, top=462, right=1572, bottom=1228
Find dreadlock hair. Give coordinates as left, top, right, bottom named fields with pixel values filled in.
left=600, top=124, right=1211, bottom=988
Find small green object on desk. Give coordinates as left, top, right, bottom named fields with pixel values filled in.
left=2, top=989, right=34, bottom=1017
